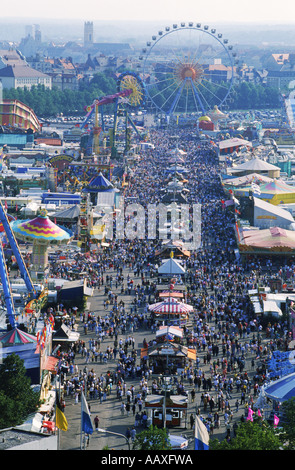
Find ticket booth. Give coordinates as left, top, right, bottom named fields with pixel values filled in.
left=145, top=394, right=188, bottom=428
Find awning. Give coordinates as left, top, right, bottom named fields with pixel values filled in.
left=187, top=348, right=197, bottom=360
left=42, top=356, right=59, bottom=373
left=159, top=291, right=184, bottom=298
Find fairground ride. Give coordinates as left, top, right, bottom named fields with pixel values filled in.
left=0, top=201, right=37, bottom=329
left=80, top=72, right=146, bottom=158
left=138, top=22, right=237, bottom=123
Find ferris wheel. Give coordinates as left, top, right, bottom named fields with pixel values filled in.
left=139, top=23, right=236, bottom=117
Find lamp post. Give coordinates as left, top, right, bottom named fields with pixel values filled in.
left=97, top=427, right=130, bottom=450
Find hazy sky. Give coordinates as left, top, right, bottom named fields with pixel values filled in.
left=4, top=0, right=295, bottom=24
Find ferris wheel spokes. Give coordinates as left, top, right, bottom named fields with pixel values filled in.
left=142, top=24, right=235, bottom=116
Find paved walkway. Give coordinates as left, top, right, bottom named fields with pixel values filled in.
left=59, top=264, right=268, bottom=450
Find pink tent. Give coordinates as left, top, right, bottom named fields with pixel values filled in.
left=240, top=227, right=295, bottom=251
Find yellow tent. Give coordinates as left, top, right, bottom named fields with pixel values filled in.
left=259, top=179, right=295, bottom=205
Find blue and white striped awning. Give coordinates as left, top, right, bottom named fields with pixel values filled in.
left=264, top=372, right=295, bottom=401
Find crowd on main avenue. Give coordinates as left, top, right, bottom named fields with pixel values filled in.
left=47, top=126, right=293, bottom=448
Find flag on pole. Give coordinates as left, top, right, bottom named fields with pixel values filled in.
left=247, top=407, right=254, bottom=421
left=194, top=416, right=209, bottom=450
left=56, top=393, right=68, bottom=431
left=274, top=415, right=280, bottom=427
left=251, top=182, right=261, bottom=195
left=81, top=391, right=93, bottom=435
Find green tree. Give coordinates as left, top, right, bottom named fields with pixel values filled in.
left=210, top=419, right=283, bottom=450
left=132, top=425, right=172, bottom=451
left=281, top=397, right=295, bottom=449
left=0, top=353, right=40, bottom=429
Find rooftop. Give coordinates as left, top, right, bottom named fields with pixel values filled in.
left=0, top=65, right=50, bottom=78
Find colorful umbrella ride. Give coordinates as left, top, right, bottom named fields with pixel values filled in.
left=11, top=208, right=71, bottom=281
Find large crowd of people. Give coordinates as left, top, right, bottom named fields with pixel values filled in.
left=54, top=126, right=293, bottom=445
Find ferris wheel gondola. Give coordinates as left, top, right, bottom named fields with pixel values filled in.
left=139, top=23, right=236, bottom=117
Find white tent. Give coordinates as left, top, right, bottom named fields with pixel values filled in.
left=253, top=197, right=295, bottom=229
left=229, top=157, right=280, bottom=174
left=158, top=258, right=186, bottom=275
left=263, top=300, right=283, bottom=318
left=156, top=326, right=183, bottom=339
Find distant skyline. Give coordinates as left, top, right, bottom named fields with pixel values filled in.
left=3, top=0, right=295, bottom=24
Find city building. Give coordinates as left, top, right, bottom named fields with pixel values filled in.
left=0, top=65, right=51, bottom=90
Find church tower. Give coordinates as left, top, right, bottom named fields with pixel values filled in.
left=84, top=21, right=94, bottom=47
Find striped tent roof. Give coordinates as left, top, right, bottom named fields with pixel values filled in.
left=260, top=179, right=295, bottom=194
left=0, top=328, right=37, bottom=347
left=11, top=209, right=71, bottom=244
left=148, top=299, right=193, bottom=314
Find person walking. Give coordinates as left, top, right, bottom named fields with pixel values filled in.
left=130, top=426, right=136, bottom=443
left=126, top=427, right=131, bottom=442
left=94, top=415, right=99, bottom=431
left=190, top=413, right=195, bottom=429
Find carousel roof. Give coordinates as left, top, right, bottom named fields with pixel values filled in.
left=260, top=179, right=295, bottom=194
left=11, top=209, right=71, bottom=244
left=0, top=327, right=37, bottom=347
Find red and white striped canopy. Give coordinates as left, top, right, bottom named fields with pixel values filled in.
left=148, top=299, right=193, bottom=314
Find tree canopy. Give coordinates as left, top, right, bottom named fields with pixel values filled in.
left=132, top=425, right=172, bottom=450
left=210, top=418, right=283, bottom=450
left=3, top=72, right=281, bottom=118
left=3, top=72, right=117, bottom=117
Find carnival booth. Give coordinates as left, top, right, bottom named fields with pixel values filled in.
left=219, top=137, right=252, bottom=156
left=52, top=324, right=80, bottom=352
left=155, top=325, right=183, bottom=343
left=149, top=298, right=193, bottom=327
left=83, top=171, right=114, bottom=205
left=141, top=341, right=196, bottom=375
left=155, top=241, right=190, bottom=259
left=145, top=393, right=188, bottom=428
